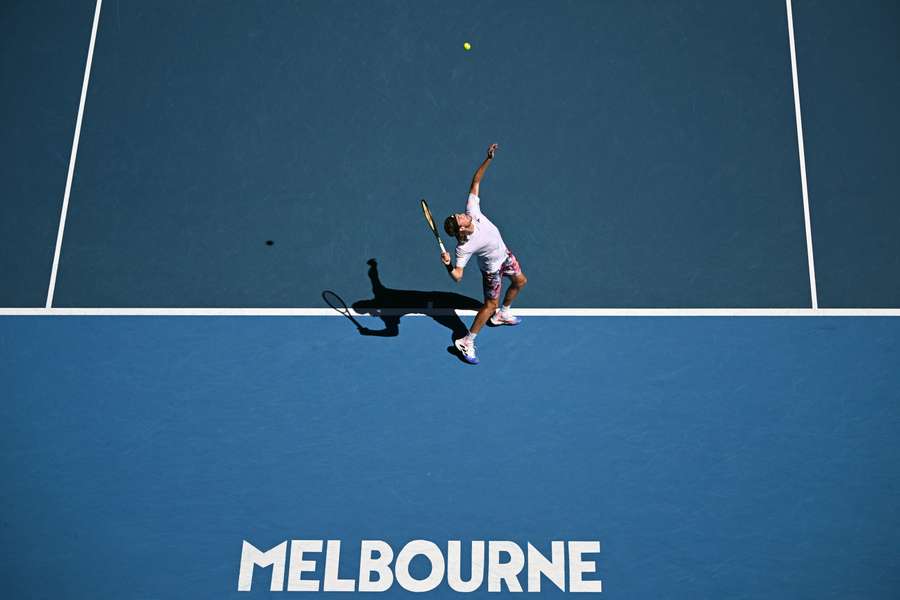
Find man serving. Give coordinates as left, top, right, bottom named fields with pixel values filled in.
left=441, top=143, right=527, bottom=365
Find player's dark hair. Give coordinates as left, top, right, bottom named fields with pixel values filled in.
left=444, top=215, right=459, bottom=238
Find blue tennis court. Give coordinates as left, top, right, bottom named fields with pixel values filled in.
left=2, top=1, right=899, bottom=598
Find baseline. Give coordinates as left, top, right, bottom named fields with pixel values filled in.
left=1, top=308, right=899, bottom=317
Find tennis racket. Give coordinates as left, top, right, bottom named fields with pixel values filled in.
left=322, top=290, right=365, bottom=330
left=421, top=199, right=447, bottom=254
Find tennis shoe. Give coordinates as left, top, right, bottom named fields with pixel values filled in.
left=454, top=337, right=479, bottom=364
left=490, top=309, right=522, bottom=326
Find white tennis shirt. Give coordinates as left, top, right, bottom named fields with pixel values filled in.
left=455, top=194, right=509, bottom=273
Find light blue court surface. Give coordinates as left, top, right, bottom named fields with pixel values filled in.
left=2, top=317, right=898, bottom=598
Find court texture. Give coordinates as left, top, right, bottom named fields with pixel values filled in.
left=2, top=1, right=899, bottom=598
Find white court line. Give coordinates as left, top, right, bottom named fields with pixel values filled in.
left=45, top=0, right=104, bottom=309
left=786, top=0, right=819, bottom=309
left=1, top=308, right=899, bottom=317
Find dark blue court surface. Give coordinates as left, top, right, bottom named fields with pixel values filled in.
left=793, top=0, right=900, bottom=306
left=0, top=0, right=97, bottom=307
left=2, top=317, right=899, bottom=598
left=3, top=0, right=826, bottom=308
left=7, top=1, right=900, bottom=308
left=5, top=3, right=900, bottom=308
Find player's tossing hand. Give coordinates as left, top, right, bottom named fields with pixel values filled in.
left=487, top=143, right=499, bottom=159
left=441, top=251, right=452, bottom=266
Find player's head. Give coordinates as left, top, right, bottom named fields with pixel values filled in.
left=443, top=215, right=459, bottom=237
left=444, top=214, right=473, bottom=240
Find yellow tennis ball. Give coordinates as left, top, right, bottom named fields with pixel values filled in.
left=463, top=42, right=471, bottom=51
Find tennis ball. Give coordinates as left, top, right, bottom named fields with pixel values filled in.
left=463, top=42, right=471, bottom=51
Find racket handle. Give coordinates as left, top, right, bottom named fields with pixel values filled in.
left=439, top=240, right=447, bottom=254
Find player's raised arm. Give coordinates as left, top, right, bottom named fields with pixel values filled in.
left=469, top=143, right=498, bottom=197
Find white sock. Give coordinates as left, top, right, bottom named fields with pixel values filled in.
left=501, top=305, right=511, bottom=314
left=466, top=332, right=477, bottom=342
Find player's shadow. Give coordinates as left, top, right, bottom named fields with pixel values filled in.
left=350, top=259, right=482, bottom=340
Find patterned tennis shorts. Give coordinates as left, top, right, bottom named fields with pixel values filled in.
left=481, top=251, right=522, bottom=300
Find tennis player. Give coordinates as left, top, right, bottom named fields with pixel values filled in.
left=441, top=143, right=527, bottom=364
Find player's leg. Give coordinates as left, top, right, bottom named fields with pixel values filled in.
left=501, top=272, right=527, bottom=307
left=454, top=270, right=501, bottom=364
left=470, top=297, right=498, bottom=334
left=473, top=268, right=502, bottom=333
left=492, top=253, right=526, bottom=326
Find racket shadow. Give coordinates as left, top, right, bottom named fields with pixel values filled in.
left=336, top=258, right=482, bottom=340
